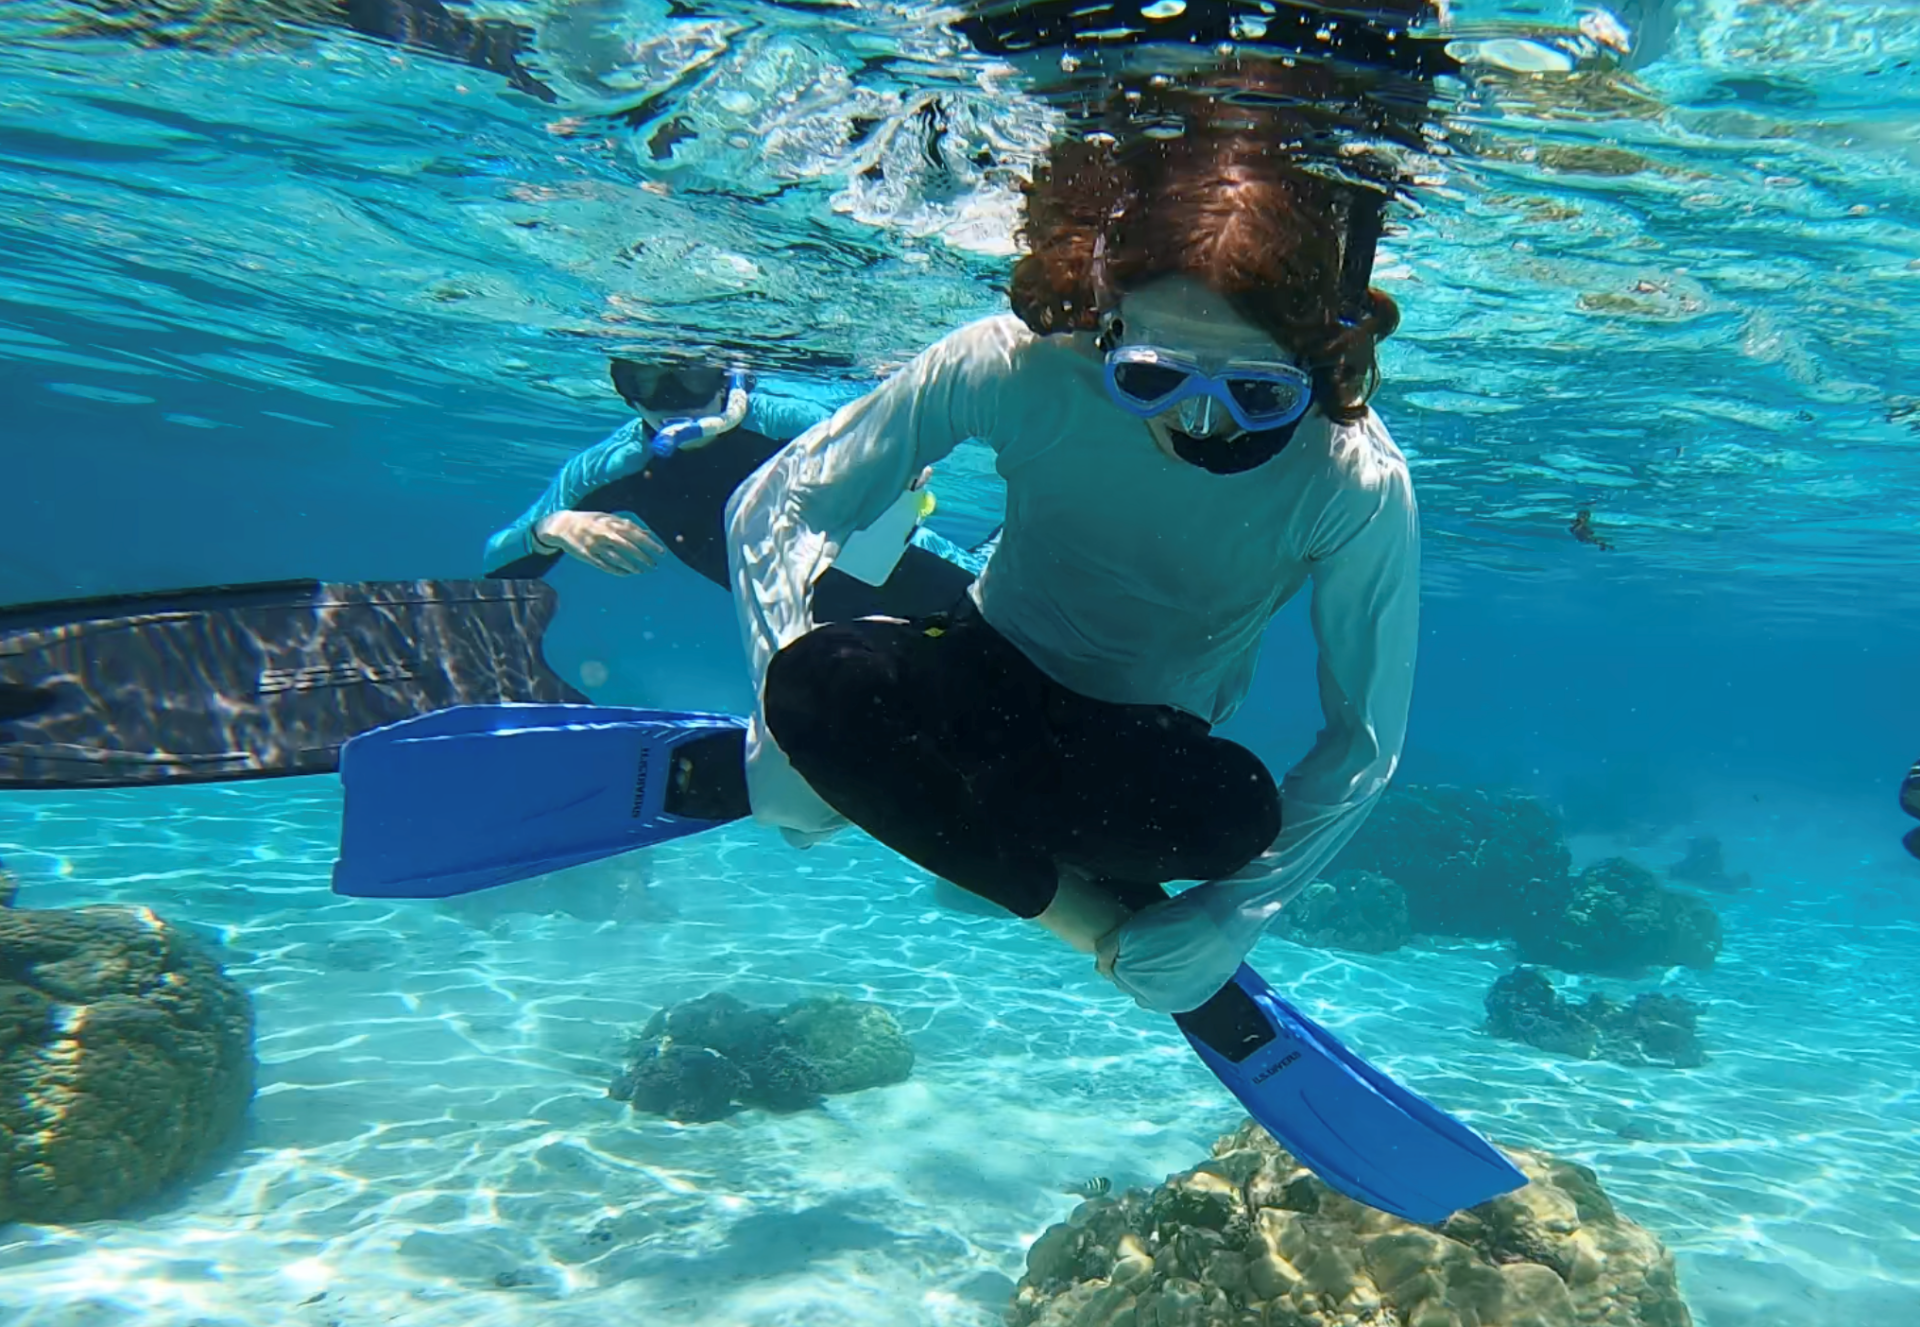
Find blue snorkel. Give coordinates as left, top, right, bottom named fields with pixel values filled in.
left=649, top=368, right=752, bottom=458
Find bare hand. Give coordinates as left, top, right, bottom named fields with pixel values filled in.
left=536, top=510, right=665, bottom=576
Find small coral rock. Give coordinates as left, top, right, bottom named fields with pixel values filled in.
left=1516, top=858, right=1722, bottom=976
left=1009, top=1122, right=1691, bottom=1327
left=776, top=995, right=914, bottom=1094
left=1276, top=869, right=1411, bottom=953
left=1486, top=965, right=1709, bottom=1068
left=612, top=1037, right=749, bottom=1123
left=614, top=991, right=913, bottom=1122
left=1624, top=996, right=1706, bottom=1068
left=1485, top=966, right=1602, bottom=1060
left=0, top=906, right=255, bottom=1225
left=640, top=991, right=780, bottom=1062
left=740, top=1042, right=827, bottom=1114
left=1336, top=785, right=1572, bottom=940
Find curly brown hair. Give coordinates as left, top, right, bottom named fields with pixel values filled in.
left=1009, top=93, right=1404, bottom=424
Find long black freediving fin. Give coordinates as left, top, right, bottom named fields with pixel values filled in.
left=0, top=579, right=587, bottom=790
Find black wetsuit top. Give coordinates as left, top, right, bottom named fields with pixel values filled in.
left=485, top=425, right=974, bottom=624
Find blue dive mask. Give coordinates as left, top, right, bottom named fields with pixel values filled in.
left=1102, top=345, right=1314, bottom=435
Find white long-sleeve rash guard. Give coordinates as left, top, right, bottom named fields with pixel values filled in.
left=725, top=313, right=1421, bottom=1013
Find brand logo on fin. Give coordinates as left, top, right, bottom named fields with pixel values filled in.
left=258, top=663, right=416, bottom=695
left=1250, top=1050, right=1302, bottom=1084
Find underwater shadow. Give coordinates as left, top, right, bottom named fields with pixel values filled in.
left=642, top=1199, right=908, bottom=1285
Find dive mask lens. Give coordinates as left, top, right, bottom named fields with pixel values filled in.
left=628, top=366, right=727, bottom=413
left=1224, top=374, right=1309, bottom=426
left=1110, top=358, right=1193, bottom=411
left=655, top=368, right=727, bottom=412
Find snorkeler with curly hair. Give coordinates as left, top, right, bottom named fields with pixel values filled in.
left=737, top=102, right=1418, bottom=1019
left=648, top=85, right=1536, bottom=1219
left=337, top=11, right=1540, bottom=1220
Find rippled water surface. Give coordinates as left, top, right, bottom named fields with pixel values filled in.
left=3, top=0, right=1916, bottom=604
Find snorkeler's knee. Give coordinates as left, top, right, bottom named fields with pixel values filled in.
left=1210, top=743, right=1283, bottom=867
left=763, top=623, right=903, bottom=759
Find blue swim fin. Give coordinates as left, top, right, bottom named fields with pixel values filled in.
left=331, top=704, right=749, bottom=899
left=1177, top=965, right=1527, bottom=1224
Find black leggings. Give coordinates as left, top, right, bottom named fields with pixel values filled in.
left=763, top=598, right=1280, bottom=918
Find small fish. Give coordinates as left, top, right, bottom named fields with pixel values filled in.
left=1059, top=1176, right=1112, bottom=1199
left=1569, top=508, right=1614, bottom=551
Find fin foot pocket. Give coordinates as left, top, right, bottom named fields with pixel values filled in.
left=1175, top=978, right=1278, bottom=1063
left=665, top=728, right=751, bottom=822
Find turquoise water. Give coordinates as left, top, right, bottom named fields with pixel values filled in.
left=4, top=1, right=1920, bottom=1324
left=4, top=784, right=1918, bottom=1324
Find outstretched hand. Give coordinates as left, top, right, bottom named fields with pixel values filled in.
left=536, top=510, right=666, bottom=576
